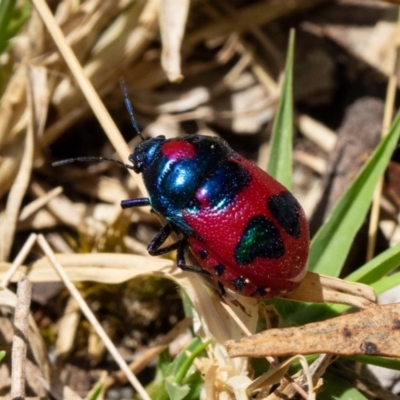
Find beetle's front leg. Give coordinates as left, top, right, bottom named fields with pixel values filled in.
left=148, top=224, right=181, bottom=256
left=148, top=226, right=204, bottom=273
left=121, top=198, right=150, bottom=209
left=125, top=207, right=208, bottom=275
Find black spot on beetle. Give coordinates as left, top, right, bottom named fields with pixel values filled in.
left=214, top=264, right=225, bottom=277
left=199, top=249, right=208, bottom=260
left=267, top=192, right=302, bottom=238
left=201, top=160, right=251, bottom=210
left=233, top=277, right=247, bottom=292
left=251, top=287, right=269, bottom=297
left=393, top=319, right=400, bottom=330
left=234, top=216, right=285, bottom=265
left=342, top=327, right=352, bottom=338
left=361, top=341, right=379, bottom=355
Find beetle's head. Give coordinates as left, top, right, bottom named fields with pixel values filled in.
left=129, top=135, right=166, bottom=174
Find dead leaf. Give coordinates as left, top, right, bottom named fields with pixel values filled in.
left=279, top=271, right=375, bottom=308
left=226, top=303, right=400, bottom=358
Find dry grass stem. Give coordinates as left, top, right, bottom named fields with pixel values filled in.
left=0, top=233, right=37, bottom=288
left=11, top=275, right=32, bottom=399
left=216, top=0, right=284, bottom=70
left=249, top=356, right=314, bottom=400
left=0, top=81, right=34, bottom=261
left=294, top=150, right=327, bottom=175
left=280, top=271, right=376, bottom=308
left=159, top=0, right=189, bottom=81
left=36, top=234, right=151, bottom=400
left=296, top=114, right=337, bottom=153
left=0, top=287, right=51, bottom=389
left=186, top=0, right=324, bottom=47
left=367, top=8, right=400, bottom=261
left=55, top=297, right=81, bottom=360
left=19, top=186, right=63, bottom=221
left=31, top=0, right=146, bottom=193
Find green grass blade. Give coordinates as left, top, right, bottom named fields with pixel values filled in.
left=165, top=380, right=190, bottom=400
left=319, top=372, right=368, bottom=400
left=0, top=0, right=30, bottom=56
left=345, top=355, right=400, bottom=371
left=309, top=111, right=400, bottom=276
left=173, top=339, right=210, bottom=384
left=345, top=241, right=400, bottom=284
left=371, top=271, right=400, bottom=296
left=5, top=1, right=29, bottom=38
left=85, top=384, right=102, bottom=400
left=150, top=337, right=209, bottom=400
left=267, top=29, right=295, bottom=189
left=0, top=0, right=15, bottom=38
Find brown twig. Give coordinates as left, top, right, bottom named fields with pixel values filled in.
left=0, top=76, right=35, bottom=262
left=0, top=233, right=37, bottom=288
left=11, top=275, right=32, bottom=400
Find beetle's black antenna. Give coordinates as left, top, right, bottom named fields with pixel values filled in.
left=120, top=77, right=144, bottom=141
left=52, top=156, right=134, bottom=169
left=53, top=79, right=142, bottom=169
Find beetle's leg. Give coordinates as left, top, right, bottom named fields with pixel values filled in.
left=148, top=225, right=208, bottom=274
left=148, top=224, right=181, bottom=256
left=176, top=240, right=209, bottom=274
left=121, top=198, right=150, bottom=209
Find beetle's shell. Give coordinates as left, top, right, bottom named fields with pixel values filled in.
left=185, top=155, right=309, bottom=298
left=130, top=135, right=309, bottom=299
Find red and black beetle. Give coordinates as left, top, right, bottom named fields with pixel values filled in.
left=121, top=134, right=309, bottom=299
